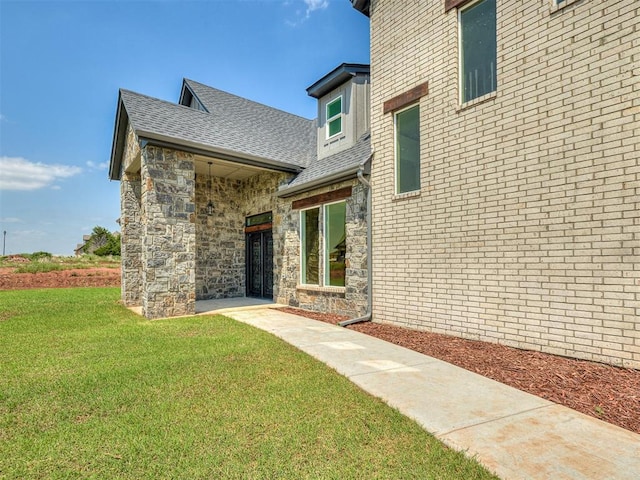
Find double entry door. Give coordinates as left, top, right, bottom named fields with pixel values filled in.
left=246, top=229, right=273, bottom=299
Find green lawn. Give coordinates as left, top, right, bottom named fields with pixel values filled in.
left=0, top=288, right=497, bottom=479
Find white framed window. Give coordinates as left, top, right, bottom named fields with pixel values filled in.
left=326, top=96, right=343, bottom=138
left=300, top=207, right=320, bottom=285
left=323, top=201, right=346, bottom=287
left=459, top=0, right=497, bottom=104
left=299, top=200, right=347, bottom=287
left=394, top=104, right=420, bottom=194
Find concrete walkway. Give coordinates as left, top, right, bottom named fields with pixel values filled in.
left=224, top=307, right=640, bottom=480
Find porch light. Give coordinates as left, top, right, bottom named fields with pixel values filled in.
left=206, top=161, right=214, bottom=216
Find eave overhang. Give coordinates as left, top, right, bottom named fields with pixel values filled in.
left=108, top=91, right=304, bottom=181
left=306, top=63, right=370, bottom=99
left=351, top=0, right=370, bottom=17
left=276, top=153, right=371, bottom=198
left=108, top=91, right=127, bottom=181
left=136, top=132, right=303, bottom=174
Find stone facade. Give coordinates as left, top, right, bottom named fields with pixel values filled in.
left=140, top=146, right=196, bottom=319
left=276, top=179, right=369, bottom=317
left=194, top=170, right=290, bottom=300
left=367, top=0, right=640, bottom=367
left=120, top=124, right=142, bottom=307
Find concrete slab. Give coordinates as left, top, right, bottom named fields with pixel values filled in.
left=346, top=361, right=551, bottom=436
left=195, top=297, right=277, bottom=314
left=224, top=308, right=640, bottom=480
left=441, top=403, right=640, bottom=480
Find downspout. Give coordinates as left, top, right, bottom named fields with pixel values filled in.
left=339, top=152, right=374, bottom=327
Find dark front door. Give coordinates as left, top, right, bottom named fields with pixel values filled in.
left=246, top=230, right=273, bottom=298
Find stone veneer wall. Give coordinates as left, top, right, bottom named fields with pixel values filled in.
left=140, top=145, right=196, bottom=319
left=195, top=170, right=289, bottom=300
left=120, top=124, right=142, bottom=306
left=120, top=172, right=142, bottom=306
left=276, top=178, right=369, bottom=317
left=368, top=0, right=640, bottom=367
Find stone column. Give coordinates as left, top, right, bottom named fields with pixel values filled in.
left=120, top=172, right=142, bottom=306
left=140, top=146, right=196, bottom=319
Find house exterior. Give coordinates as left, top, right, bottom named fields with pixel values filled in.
left=109, top=65, right=371, bottom=320
left=352, top=0, right=639, bottom=368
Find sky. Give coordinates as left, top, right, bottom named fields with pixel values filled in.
left=0, top=0, right=370, bottom=256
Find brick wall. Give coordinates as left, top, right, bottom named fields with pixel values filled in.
left=369, top=0, right=640, bottom=367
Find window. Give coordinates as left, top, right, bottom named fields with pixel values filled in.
left=459, top=0, right=497, bottom=103
left=395, top=104, right=420, bottom=194
left=299, top=201, right=347, bottom=287
left=301, top=208, right=320, bottom=285
left=324, top=202, right=346, bottom=287
left=326, top=96, right=342, bottom=138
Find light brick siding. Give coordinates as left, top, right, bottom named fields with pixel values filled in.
left=368, top=0, right=640, bottom=367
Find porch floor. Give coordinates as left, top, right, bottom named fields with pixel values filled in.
left=127, top=297, right=281, bottom=319
left=195, top=297, right=280, bottom=315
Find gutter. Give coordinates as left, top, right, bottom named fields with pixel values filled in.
left=136, top=134, right=303, bottom=174
left=339, top=151, right=374, bottom=327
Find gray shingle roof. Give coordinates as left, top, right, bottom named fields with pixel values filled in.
left=278, top=133, right=371, bottom=196
left=111, top=79, right=370, bottom=191
left=119, top=85, right=316, bottom=172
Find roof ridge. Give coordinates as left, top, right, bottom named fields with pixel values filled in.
left=183, top=79, right=316, bottom=124
left=119, top=88, right=212, bottom=116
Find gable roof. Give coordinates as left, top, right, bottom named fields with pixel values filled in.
left=109, top=73, right=371, bottom=192
left=306, top=63, right=370, bottom=99
left=109, top=82, right=316, bottom=180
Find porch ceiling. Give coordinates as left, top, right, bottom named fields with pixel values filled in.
left=194, top=155, right=272, bottom=181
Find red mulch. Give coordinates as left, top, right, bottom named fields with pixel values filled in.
left=277, top=307, right=640, bottom=435
left=0, top=267, right=121, bottom=290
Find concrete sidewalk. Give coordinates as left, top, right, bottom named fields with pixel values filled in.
left=225, top=308, right=640, bottom=480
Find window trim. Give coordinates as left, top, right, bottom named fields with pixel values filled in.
left=323, top=200, right=347, bottom=287
left=457, top=0, right=497, bottom=105
left=394, top=103, right=421, bottom=195
left=299, top=206, right=320, bottom=286
left=326, top=95, right=343, bottom=139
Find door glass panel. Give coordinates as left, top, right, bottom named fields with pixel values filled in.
left=264, top=232, right=273, bottom=297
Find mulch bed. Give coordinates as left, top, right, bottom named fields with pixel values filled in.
left=276, top=307, right=640, bottom=435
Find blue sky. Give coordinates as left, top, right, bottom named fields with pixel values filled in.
left=0, top=0, right=369, bottom=255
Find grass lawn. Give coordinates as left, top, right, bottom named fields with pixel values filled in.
left=0, top=288, right=497, bottom=479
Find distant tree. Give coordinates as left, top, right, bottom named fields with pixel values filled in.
left=83, top=227, right=120, bottom=256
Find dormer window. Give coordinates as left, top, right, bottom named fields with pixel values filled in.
left=326, top=96, right=342, bottom=138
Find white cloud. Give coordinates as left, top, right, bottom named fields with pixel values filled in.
left=86, top=160, right=109, bottom=170
left=286, top=0, right=329, bottom=26
left=0, top=156, right=82, bottom=191
left=304, top=0, right=328, bottom=17
left=0, top=217, right=23, bottom=223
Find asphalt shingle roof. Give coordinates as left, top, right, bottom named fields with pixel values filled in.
left=120, top=85, right=316, bottom=170
left=281, top=133, right=371, bottom=192
left=112, top=79, right=370, bottom=190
